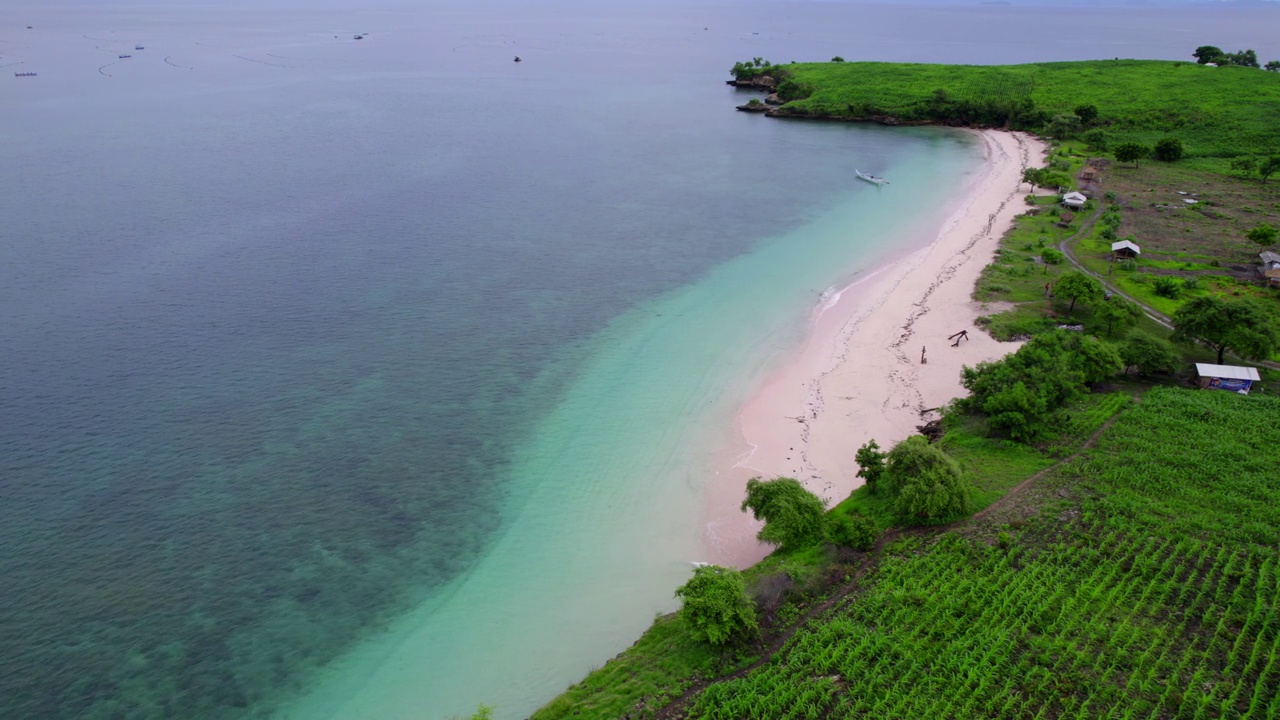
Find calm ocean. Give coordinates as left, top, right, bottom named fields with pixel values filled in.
left=3, top=2, right=1276, bottom=719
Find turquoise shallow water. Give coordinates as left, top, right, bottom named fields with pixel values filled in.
left=8, top=1, right=1272, bottom=719
left=1, top=6, right=975, bottom=718
left=280, top=133, right=979, bottom=720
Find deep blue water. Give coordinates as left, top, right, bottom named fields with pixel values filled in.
left=3, top=2, right=1278, bottom=718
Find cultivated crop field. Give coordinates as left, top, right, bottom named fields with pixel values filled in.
left=679, top=388, right=1280, bottom=720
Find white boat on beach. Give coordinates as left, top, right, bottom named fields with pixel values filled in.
left=856, top=170, right=889, bottom=186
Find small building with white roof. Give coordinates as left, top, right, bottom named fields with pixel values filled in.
left=1061, top=191, right=1088, bottom=210
left=1111, top=240, right=1141, bottom=259
left=1193, top=363, right=1261, bottom=394
left=1260, top=251, right=1280, bottom=286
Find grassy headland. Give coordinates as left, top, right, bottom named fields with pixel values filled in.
left=527, top=59, right=1280, bottom=720
left=762, top=60, right=1280, bottom=167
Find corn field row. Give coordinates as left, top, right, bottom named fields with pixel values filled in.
left=683, top=388, right=1280, bottom=719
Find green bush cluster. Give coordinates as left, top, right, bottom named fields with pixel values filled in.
left=960, top=331, right=1122, bottom=442
left=741, top=477, right=827, bottom=551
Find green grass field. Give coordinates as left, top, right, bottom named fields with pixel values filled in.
left=679, top=388, right=1280, bottom=720
left=771, top=60, right=1280, bottom=160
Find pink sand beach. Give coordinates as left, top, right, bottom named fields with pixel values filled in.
left=705, top=129, right=1049, bottom=568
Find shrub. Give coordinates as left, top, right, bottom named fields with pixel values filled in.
left=1040, top=248, right=1065, bottom=265
left=1182, top=276, right=1201, bottom=292
left=828, top=512, right=878, bottom=550
left=882, top=436, right=971, bottom=522
left=1153, top=276, right=1181, bottom=298
left=1118, top=259, right=1138, bottom=272
left=675, top=566, right=758, bottom=646
left=960, top=331, right=1122, bottom=442
left=1154, top=137, right=1184, bottom=162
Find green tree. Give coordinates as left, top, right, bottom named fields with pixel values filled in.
left=1265, top=60, right=1280, bottom=72
left=1171, top=296, right=1280, bottom=364
left=1246, top=223, right=1278, bottom=248
left=1193, top=45, right=1224, bottom=64
left=1054, top=271, right=1104, bottom=314
left=741, top=477, right=827, bottom=551
left=1153, top=138, right=1184, bottom=162
left=1094, top=296, right=1142, bottom=336
left=1120, top=333, right=1180, bottom=375
left=882, top=436, right=970, bottom=522
left=1046, top=113, right=1083, bottom=139
left=1114, top=142, right=1149, bottom=168
left=674, top=566, right=758, bottom=646
left=1073, top=104, right=1099, bottom=125
left=827, top=512, right=877, bottom=550
left=1082, top=129, right=1108, bottom=151
left=1040, top=247, right=1064, bottom=272
left=960, top=331, right=1121, bottom=441
left=1259, top=156, right=1280, bottom=184
left=1225, top=49, right=1259, bottom=68
left=1231, top=156, right=1257, bottom=178
left=854, top=440, right=886, bottom=494
left=830, top=56, right=845, bottom=63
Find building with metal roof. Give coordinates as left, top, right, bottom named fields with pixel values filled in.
left=1111, top=240, right=1141, bottom=259
left=1193, top=363, right=1261, bottom=394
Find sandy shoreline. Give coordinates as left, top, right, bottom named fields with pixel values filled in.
left=705, top=129, right=1048, bottom=568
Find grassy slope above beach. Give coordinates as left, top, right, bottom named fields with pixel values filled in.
left=526, top=59, right=1280, bottom=720
left=770, top=60, right=1280, bottom=167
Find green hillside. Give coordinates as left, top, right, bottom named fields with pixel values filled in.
left=679, top=388, right=1280, bottom=719
left=534, top=388, right=1280, bottom=720
left=770, top=60, right=1280, bottom=160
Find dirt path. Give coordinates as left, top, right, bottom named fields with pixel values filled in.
left=652, top=400, right=1133, bottom=720
left=1056, top=205, right=1173, bottom=330
left=1056, top=197, right=1280, bottom=371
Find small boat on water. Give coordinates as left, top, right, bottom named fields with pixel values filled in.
left=118, top=54, right=131, bottom=59
left=856, top=170, right=889, bottom=186
left=135, top=45, right=144, bottom=50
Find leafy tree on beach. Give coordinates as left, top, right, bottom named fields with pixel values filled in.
left=1171, top=296, right=1280, bottom=364
left=854, top=440, right=886, bottom=494
left=1054, top=271, right=1104, bottom=314
left=741, top=477, right=827, bottom=551
left=674, top=565, right=758, bottom=646
left=1246, top=223, right=1278, bottom=248
left=881, top=436, right=970, bottom=522
left=1114, top=142, right=1150, bottom=168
